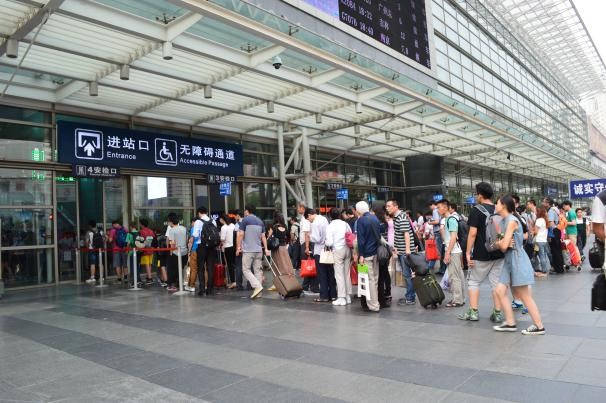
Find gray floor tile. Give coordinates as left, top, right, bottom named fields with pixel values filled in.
left=458, top=370, right=579, bottom=403
left=0, top=379, right=44, bottom=402
left=556, top=356, right=606, bottom=387
left=298, top=346, right=390, bottom=375
left=202, top=378, right=346, bottom=403
left=104, top=350, right=189, bottom=377
left=145, top=364, right=246, bottom=397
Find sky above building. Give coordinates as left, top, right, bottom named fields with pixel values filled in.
left=573, top=0, right=606, bottom=69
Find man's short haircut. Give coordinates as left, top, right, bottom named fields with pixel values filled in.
left=528, top=199, right=536, bottom=206
left=111, top=219, right=120, bottom=225
left=562, top=200, right=572, bottom=207
left=511, top=194, right=520, bottom=204
left=139, top=218, right=149, bottom=228
left=386, top=198, right=399, bottom=207
left=88, top=219, right=96, bottom=228
left=197, top=206, right=208, bottom=215
left=167, top=213, right=179, bottom=225
left=232, top=209, right=242, bottom=217
left=344, top=208, right=354, bottom=216
left=543, top=197, right=553, bottom=206
left=475, top=182, right=494, bottom=200
left=244, top=204, right=256, bottom=214
left=436, top=198, right=450, bottom=207
left=576, top=208, right=583, bottom=213
left=329, top=207, right=341, bottom=221
left=450, top=203, right=458, bottom=211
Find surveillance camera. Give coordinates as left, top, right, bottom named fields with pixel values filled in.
left=272, top=56, right=282, bottom=69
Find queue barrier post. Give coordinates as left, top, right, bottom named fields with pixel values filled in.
left=173, top=248, right=188, bottom=296
left=96, top=249, right=108, bottom=288
left=129, top=248, right=142, bottom=291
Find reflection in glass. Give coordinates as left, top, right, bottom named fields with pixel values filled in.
left=133, top=209, right=193, bottom=234
left=0, top=168, right=52, bottom=205
left=133, top=176, right=192, bottom=208
left=1, top=248, right=54, bottom=287
left=0, top=208, right=54, bottom=246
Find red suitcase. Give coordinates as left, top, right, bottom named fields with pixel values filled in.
left=567, top=241, right=581, bottom=267
left=214, top=251, right=226, bottom=287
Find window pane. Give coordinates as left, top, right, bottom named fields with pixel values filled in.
left=0, top=168, right=52, bottom=205
left=0, top=122, right=51, bottom=162
left=0, top=208, right=54, bottom=246
left=243, top=153, right=277, bottom=177
left=244, top=183, right=278, bottom=209
left=0, top=105, right=50, bottom=123
left=133, top=176, right=192, bottom=207
left=1, top=248, right=54, bottom=288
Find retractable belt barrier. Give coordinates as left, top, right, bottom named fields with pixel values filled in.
left=80, top=247, right=187, bottom=295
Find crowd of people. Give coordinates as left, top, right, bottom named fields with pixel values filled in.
left=82, top=181, right=600, bottom=336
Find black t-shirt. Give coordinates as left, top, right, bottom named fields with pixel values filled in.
left=468, top=203, right=504, bottom=261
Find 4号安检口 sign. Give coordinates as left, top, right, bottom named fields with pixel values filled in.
left=57, top=121, right=243, bottom=177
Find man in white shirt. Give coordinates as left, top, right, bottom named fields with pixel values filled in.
left=166, top=213, right=187, bottom=292
left=307, top=208, right=335, bottom=301
left=592, top=191, right=606, bottom=244
left=297, top=201, right=317, bottom=293
left=438, top=199, right=465, bottom=306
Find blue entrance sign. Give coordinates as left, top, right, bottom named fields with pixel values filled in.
left=57, top=121, right=243, bottom=176
left=219, top=182, right=231, bottom=196
left=465, top=195, right=475, bottom=205
left=336, top=188, right=348, bottom=200
left=570, top=179, right=606, bottom=198
left=433, top=194, right=444, bottom=202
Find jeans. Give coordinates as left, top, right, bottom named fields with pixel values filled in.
left=537, top=242, right=550, bottom=273
left=398, top=254, right=415, bottom=302
left=315, top=254, right=336, bottom=300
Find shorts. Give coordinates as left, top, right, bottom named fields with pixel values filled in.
left=88, top=252, right=98, bottom=265
left=140, top=254, right=153, bottom=266
left=112, top=251, right=128, bottom=268
left=467, top=259, right=503, bottom=290
left=157, top=254, right=167, bottom=268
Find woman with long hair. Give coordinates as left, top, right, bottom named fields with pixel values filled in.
left=493, top=194, right=545, bottom=335
left=267, top=212, right=293, bottom=291
left=534, top=207, right=550, bottom=277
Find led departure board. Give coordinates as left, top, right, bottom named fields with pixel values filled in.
left=299, top=0, right=431, bottom=69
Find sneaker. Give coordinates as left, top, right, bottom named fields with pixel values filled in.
left=303, top=290, right=318, bottom=296
left=457, top=308, right=479, bottom=321
left=405, top=300, right=416, bottom=305
left=251, top=287, right=263, bottom=299
left=332, top=298, right=346, bottom=306
left=493, top=323, right=518, bottom=332
left=521, top=307, right=528, bottom=314
left=167, top=286, right=177, bottom=292
left=345, top=296, right=352, bottom=305
left=511, top=301, right=524, bottom=310
left=145, top=278, right=153, bottom=285
left=490, top=309, right=504, bottom=323
left=85, top=277, right=96, bottom=284
left=268, top=285, right=277, bottom=292
left=577, top=265, right=582, bottom=272
left=160, top=282, right=168, bottom=288
left=521, top=324, right=545, bottom=335
left=184, top=286, right=196, bottom=292
left=397, top=298, right=407, bottom=306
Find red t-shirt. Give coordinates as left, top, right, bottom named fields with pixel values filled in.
left=138, top=227, right=155, bottom=255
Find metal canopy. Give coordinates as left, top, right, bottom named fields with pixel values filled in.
left=0, top=0, right=603, bottom=182
left=485, top=0, right=606, bottom=98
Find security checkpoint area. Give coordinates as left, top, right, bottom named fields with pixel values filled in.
left=2, top=0, right=606, bottom=402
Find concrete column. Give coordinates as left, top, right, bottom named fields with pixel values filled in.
left=277, top=125, right=288, bottom=219
left=301, top=128, right=314, bottom=208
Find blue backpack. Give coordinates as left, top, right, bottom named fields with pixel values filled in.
left=115, top=227, right=128, bottom=248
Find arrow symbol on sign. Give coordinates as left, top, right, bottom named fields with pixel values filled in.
left=83, top=143, right=96, bottom=156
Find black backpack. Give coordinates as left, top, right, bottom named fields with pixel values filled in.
left=201, top=219, right=221, bottom=248
left=92, top=229, right=105, bottom=249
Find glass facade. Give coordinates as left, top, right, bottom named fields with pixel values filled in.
left=431, top=0, right=589, bottom=160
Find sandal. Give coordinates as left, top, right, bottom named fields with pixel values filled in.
left=314, top=298, right=330, bottom=303
left=445, top=302, right=465, bottom=308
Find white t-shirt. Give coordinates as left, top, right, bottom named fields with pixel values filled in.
left=299, top=216, right=311, bottom=245
left=325, top=219, right=351, bottom=250
left=220, top=223, right=235, bottom=249
left=443, top=215, right=462, bottom=254
left=592, top=195, right=605, bottom=227
left=310, top=215, right=328, bottom=256
left=535, top=218, right=548, bottom=243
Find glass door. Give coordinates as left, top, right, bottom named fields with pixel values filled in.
left=57, top=179, right=78, bottom=282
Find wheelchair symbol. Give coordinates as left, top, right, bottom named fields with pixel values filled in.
left=154, top=139, right=177, bottom=166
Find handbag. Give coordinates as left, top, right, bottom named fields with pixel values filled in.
left=377, top=243, right=391, bottom=265
left=425, top=239, right=439, bottom=261
left=300, top=258, right=317, bottom=277
left=350, top=262, right=358, bottom=285
left=319, top=247, right=334, bottom=264
left=267, top=235, right=280, bottom=251
left=406, top=252, right=428, bottom=276
left=345, top=232, right=356, bottom=248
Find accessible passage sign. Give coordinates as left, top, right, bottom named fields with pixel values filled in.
left=57, top=121, right=243, bottom=176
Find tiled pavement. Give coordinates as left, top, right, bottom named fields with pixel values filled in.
left=2, top=261, right=606, bottom=402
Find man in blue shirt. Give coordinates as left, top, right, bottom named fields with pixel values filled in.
left=428, top=201, right=446, bottom=274
left=355, top=201, right=383, bottom=312
left=236, top=204, right=270, bottom=299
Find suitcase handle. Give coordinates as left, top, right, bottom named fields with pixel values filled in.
left=263, top=255, right=281, bottom=277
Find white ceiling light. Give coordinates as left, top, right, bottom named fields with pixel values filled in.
left=385, top=131, right=390, bottom=141
left=355, top=137, right=361, bottom=146
left=354, top=124, right=360, bottom=134
left=315, top=113, right=322, bottom=124
left=89, top=81, right=98, bottom=96
left=162, top=41, right=173, bottom=60
left=204, top=84, right=212, bottom=99
left=355, top=102, right=363, bottom=114
left=120, top=64, right=130, bottom=80
left=267, top=100, right=274, bottom=113
left=6, top=38, right=18, bottom=58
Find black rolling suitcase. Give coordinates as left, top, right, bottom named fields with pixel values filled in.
left=412, top=273, right=445, bottom=309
